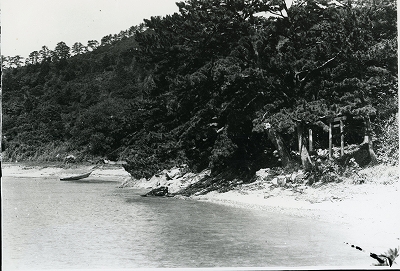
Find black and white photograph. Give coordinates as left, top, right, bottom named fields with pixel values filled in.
left=1, top=0, right=399, bottom=269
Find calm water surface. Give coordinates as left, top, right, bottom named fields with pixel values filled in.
left=2, top=176, right=370, bottom=269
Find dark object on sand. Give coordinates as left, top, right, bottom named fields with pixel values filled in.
left=141, top=186, right=172, bottom=197
left=370, top=253, right=393, bottom=267
left=60, top=171, right=92, bottom=181
left=60, top=165, right=101, bottom=181
left=345, top=242, right=395, bottom=267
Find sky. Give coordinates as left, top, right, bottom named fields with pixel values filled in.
left=1, top=0, right=180, bottom=58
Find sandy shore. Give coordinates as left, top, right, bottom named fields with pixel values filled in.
left=186, top=165, right=400, bottom=261
left=193, top=181, right=399, bottom=232
left=3, top=162, right=399, bottom=261
left=1, top=162, right=131, bottom=182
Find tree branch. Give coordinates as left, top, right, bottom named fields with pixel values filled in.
left=295, top=51, right=342, bottom=83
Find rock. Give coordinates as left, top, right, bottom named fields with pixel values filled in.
left=186, top=169, right=211, bottom=183
left=166, top=182, right=182, bottom=194
left=179, top=172, right=196, bottom=183
left=148, top=173, right=168, bottom=187
left=333, top=143, right=374, bottom=167
left=290, top=173, right=296, bottom=182
left=294, top=170, right=306, bottom=183
left=118, top=177, right=136, bottom=188
left=194, top=188, right=208, bottom=196
left=264, top=192, right=272, bottom=199
left=255, top=168, right=270, bottom=180
left=167, top=169, right=211, bottom=194
left=65, top=155, right=76, bottom=163
left=271, top=177, right=278, bottom=185
left=165, top=176, right=187, bottom=194
left=277, top=176, right=286, bottom=186
left=141, top=186, right=170, bottom=197
left=103, top=160, right=128, bottom=165
left=123, top=167, right=211, bottom=193
left=166, top=167, right=184, bottom=180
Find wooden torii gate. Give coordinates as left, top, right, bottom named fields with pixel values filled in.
left=297, top=115, right=347, bottom=159
left=298, top=115, right=377, bottom=165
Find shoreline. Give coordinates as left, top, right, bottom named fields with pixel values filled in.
left=3, top=162, right=399, bottom=254
left=186, top=178, right=400, bottom=261
left=190, top=184, right=399, bottom=233
left=1, top=162, right=131, bottom=182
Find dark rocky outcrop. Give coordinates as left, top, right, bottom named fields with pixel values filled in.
left=141, top=186, right=172, bottom=197
left=337, top=143, right=372, bottom=167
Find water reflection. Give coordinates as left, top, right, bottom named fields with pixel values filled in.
left=60, top=178, right=119, bottom=183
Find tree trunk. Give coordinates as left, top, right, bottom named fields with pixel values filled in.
left=329, top=122, right=333, bottom=159
left=266, top=127, right=292, bottom=168
left=0, top=91, right=2, bottom=178
left=300, top=144, right=313, bottom=171
left=363, top=116, right=378, bottom=165
left=297, top=123, right=313, bottom=171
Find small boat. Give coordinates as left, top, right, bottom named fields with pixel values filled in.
left=60, top=171, right=92, bottom=181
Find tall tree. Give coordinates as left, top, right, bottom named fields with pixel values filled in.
left=9, top=55, right=24, bottom=68
left=135, top=0, right=290, bottom=172
left=53, top=41, right=71, bottom=60
left=39, top=45, right=52, bottom=62
left=87, top=40, right=99, bottom=51
left=101, top=34, right=113, bottom=46
left=1, top=55, right=11, bottom=69
left=254, top=0, right=397, bottom=167
left=71, top=42, right=87, bottom=55
left=26, top=51, right=40, bottom=65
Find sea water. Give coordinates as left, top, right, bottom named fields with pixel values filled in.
left=2, top=176, right=372, bottom=269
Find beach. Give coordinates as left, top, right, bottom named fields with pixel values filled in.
left=1, top=162, right=131, bottom=182
left=190, top=165, right=400, bottom=254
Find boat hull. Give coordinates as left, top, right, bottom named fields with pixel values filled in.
left=60, top=172, right=92, bottom=181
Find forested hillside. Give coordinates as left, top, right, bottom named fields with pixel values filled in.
left=2, top=0, right=397, bottom=181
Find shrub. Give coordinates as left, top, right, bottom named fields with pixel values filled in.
left=375, top=113, right=398, bottom=165
left=307, top=159, right=342, bottom=185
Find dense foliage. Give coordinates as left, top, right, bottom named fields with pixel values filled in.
left=2, top=0, right=397, bottom=179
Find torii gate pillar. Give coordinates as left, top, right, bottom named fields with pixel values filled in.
left=329, top=116, right=346, bottom=159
